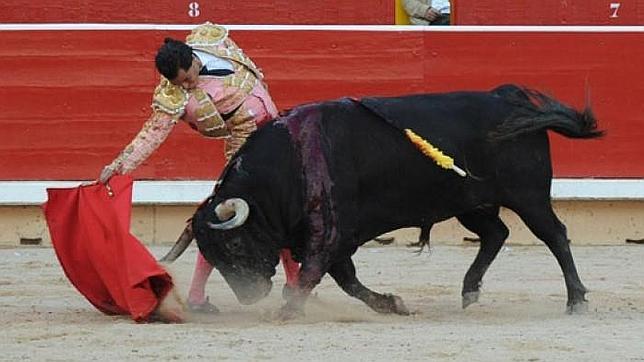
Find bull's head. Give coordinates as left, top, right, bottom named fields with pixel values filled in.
left=193, top=197, right=280, bottom=305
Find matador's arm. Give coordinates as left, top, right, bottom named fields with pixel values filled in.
left=105, top=111, right=178, bottom=176
left=99, top=79, right=188, bottom=183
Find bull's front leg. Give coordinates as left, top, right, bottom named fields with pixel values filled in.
left=328, top=257, right=409, bottom=315
left=277, top=195, right=338, bottom=320
left=277, top=255, right=328, bottom=320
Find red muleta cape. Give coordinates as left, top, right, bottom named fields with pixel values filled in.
left=43, top=175, right=173, bottom=322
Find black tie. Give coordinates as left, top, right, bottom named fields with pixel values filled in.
left=199, top=66, right=234, bottom=77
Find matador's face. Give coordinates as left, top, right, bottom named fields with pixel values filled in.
left=170, top=55, right=201, bottom=90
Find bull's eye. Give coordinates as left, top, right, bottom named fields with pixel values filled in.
left=226, top=237, right=243, bottom=254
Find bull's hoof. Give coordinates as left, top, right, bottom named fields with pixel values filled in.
left=276, top=304, right=305, bottom=321
left=566, top=300, right=589, bottom=314
left=371, top=294, right=410, bottom=315
left=462, top=291, right=480, bottom=309
left=282, top=284, right=295, bottom=300
left=391, top=295, right=410, bottom=315
left=406, top=241, right=423, bottom=248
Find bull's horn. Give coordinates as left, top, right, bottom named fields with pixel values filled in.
left=207, top=198, right=249, bottom=230
left=159, top=224, right=194, bottom=263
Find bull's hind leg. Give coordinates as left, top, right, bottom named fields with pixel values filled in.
left=514, top=202, right=588, bottom=313
left=407, top=224, right=432, bottom=251
left=458, top=207, right=509, bottom=309
left=328, top=257, right=409, bottom=315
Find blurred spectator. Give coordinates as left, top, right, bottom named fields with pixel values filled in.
left=402, top=0, right=451, bottom=25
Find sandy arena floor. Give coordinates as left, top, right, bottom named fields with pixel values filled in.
left=1, top=243, right=643, bottom=361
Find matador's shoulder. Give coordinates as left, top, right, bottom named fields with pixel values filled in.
left=185, top=22, right=229, bottom=46
left=151, top=78, right=189, bottom=117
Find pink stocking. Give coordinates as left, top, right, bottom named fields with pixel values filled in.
left=187, top=251, right=214, bottom=304
left=280, top=249, right=300, bottom=287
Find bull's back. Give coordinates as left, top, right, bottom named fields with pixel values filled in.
left=316, top=92, right=548, bottom=236
left=320, top=92, right=512, bottom=183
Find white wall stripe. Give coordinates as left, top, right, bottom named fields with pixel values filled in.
left=1, top=179, right=643, bottom=205
left=1, top=24, right=644, bottom=32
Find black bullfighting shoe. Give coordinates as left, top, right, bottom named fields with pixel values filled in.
left=187, top=297, right=220, bottom=314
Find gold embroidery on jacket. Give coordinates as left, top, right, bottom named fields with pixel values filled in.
left=151, top=78, right=189, bottom=117
left=224, top=107, right=258, bottom=159
left=187, top=24, right=264, bottom=82
left=190, top=88, right=228, bottom=138
left=185, top=22, right=228, bottom=47
left=183, top=22, right=266, bottom=143
left=223, top=64, right=258, bottom=96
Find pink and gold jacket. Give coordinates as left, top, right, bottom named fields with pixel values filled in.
left=108, top=23, right=278, bottom=175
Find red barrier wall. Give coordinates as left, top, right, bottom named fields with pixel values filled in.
left=454, top=0, right=644, bottom=25
left=1, top=29, right=643, bottom=180
left=0, top=1, right=394, bottom=25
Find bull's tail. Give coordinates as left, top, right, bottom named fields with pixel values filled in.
left=488, top=85, right=604, bottom=142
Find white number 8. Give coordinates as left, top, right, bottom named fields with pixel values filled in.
left=189, top=2, right=200, bottom=18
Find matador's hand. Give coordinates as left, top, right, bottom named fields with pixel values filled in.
left=98, top=165, right=117, bottom=184
left=425, top=7, right=440, bottom=21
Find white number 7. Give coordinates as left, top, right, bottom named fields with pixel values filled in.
left=610, top=3, right=621, bottom=18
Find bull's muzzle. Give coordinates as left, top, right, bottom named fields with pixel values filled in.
left=231, top=277, right=273, bottom=305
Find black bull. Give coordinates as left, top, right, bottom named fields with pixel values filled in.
left=175, top=85, right=603, bottom=318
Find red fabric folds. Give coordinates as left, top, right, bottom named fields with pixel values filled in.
left=43, top=175, right=173, bottom=322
